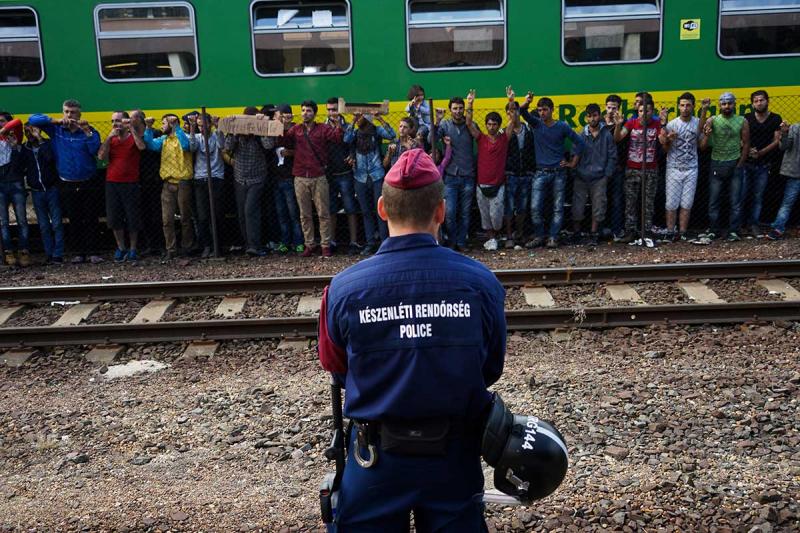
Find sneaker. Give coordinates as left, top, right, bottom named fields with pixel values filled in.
left=4, top=251, right=17, bottom=266
left=321, top=246, right=333, bottom=258
left=726, top=232, right=741, bottom=242
left=619, top=232, right=637, bottom=244
left=749, top=225, right=762, bottom=238
left=612, top=230, right=626, bottom=242
left=162, top=250, right=175, bottom=261
left=114, top=248, right=127, bottom=262
left=50, top=256, right=64, bottom=264
left=125, top=250, right=138, bottom=262
left=525, top=237, right=544, bottom=249
left=301, top=245, right=317, bottom=257
left=200, top=246, right=213, bottom=259
left=766, top=229, right=784, bottom=241
left=348, top=242, right=362, bottom=256
left=546, top=237, right=558, bottom=249
left=295, top=244, right=305, bottom=254
left=89, top=255, right=104, bottom=264
left=588, top=233, right=599, bottom=246
left=360, top=243, right=377, bottom=256
left=692, top=236, right=713, bottom=246
left=678, top=233, right=689, bottom=242
left=504, top=238, right=515, bottom=249
left=483, top=238, right=498, bottom=251
left=70, top=255, right=86, bottom=264
left=276, top=243, right=289, bottom=254
left=246, top=248, right=268, bottom=257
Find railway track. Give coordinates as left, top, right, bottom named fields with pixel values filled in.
left=2, top=260, right=799, bottom=352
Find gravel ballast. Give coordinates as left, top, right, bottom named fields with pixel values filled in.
left=1, top=323, right=797, bottom=531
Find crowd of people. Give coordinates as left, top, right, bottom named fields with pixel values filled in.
left=0, top=86, right=797, bottom=267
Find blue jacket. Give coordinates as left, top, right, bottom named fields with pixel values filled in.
left=343, top=122, right=395, bottom=183
left=520, top=108, right=585, bottom=168
left=574, top=124, right=617, bottom=181
left=27, top=114, right=101, bottom=182
left=318, top=233, right=506, bottom=421
left=22, top=140, right=59, bottom=191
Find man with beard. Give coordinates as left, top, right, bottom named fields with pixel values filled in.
left=698, top=92, right=750, bottom=244
left=742, top=90, right=783, bottom=237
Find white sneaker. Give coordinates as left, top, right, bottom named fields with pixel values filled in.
left=483, top=238, right=498, bottom=251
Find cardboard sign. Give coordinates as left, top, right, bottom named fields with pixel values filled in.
left=337, top=98, right=390, bottom=115
left=217, top=115, right=283, bottom=136
left=680, top=19, right=701, bottom=40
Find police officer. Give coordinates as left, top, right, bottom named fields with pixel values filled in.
left=318, top=148, right=506, bottom=531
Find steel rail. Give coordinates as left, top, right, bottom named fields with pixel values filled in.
left=4, top=301, right=799, bottom=349
left=2, top=259, right=800, bottom=304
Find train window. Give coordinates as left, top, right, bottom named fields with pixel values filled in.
left=406, top=0, right=507, bottom=71
left=251, top=1, right=352, bottom=76
left=94, top=2, right=199, bottom=82
left=0, top=7, right=44, bottom=85
left=719, top=0, right=800, bottom=58
left=562, top=0, right=663, bottom=65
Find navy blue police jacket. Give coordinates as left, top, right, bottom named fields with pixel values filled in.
left=319, top=233, right=506, bottom=422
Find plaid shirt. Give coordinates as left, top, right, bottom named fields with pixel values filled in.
left=224, top=134, right=274, bottom=185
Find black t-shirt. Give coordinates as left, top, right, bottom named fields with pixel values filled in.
left=746, top=112, right=782, bottom=165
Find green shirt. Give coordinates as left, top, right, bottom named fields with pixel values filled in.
left=710, top=114, right=745, bottom=162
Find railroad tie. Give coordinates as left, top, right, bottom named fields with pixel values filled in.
left=605, top=284, right=644, bottom=304
left=130, top=299, right=176, bottom=324
left=2, top=348, right=36, bottom=368
left=0, top=305, right=25, bottom=326
left=85, top=344, right=124, bottom=364
left=215, top=296, right=247, bottom=318
left=181, top=340, right=219, bottom=360
left=677, top=282, right=725, bottom=304
left=296, top=296, right=322, bottom=316
left=522, top=287, right=556, bottom=308
left=53, top=303, right=99, bottom=326
left=757, top=279, right=800, bottom=301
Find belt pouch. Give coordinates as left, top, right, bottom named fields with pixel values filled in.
left=380, top=417, right=450, bottom=456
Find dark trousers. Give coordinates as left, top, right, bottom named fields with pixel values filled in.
left=60, top=178, right=100, bottom=255
left=194, top=179, right=224, bottom=250
left=235, top=180, right=264, bottom=250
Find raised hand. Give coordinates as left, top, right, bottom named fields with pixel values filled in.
left=703, top=117, right=714, bottom=136
left=387, top=144, right=397, bottom=156
left=435, top=108, right=445, bottom=122
left=78, top=120, right=92, bottom=135
left=701, top=98, right=711, bottom=109
left=144, top=117, right=155, bottom=129
left=780, top=121, right=790, bottom=135
left=505, top=86, right=515, bottom=101
left=443, top=135, right=451, bottom=146
left=659, top=107, right=669, bottom=122
left=466, top=89, right=476, bottom=106
left=524, top=91, right=534, bottom=107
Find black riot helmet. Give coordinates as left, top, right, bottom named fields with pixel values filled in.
left=481, top=393, right=568, bottom=503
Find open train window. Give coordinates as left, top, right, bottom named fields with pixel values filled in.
left=94, top=2, right=199, bottom=82
left=562, top=0, right=663, bottom=65
left=251, top=0, right=352, bottom=77
left=718, top=0, right=800, bottom=58
left=406, top=0, right=507, bottom=71
left=0, top=6, right=44, bottom=85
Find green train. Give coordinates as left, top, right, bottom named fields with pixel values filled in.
left=2, top=0, right=800, bottom=123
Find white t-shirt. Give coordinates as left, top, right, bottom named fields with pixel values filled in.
left=666, top=116, right=700, bottom=170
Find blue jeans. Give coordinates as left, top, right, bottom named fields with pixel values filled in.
left=0, top=181, right=30, bottom=251
left=328, top=172, right=358, bottom=215
left=741, top=162, right=770, bottom=227
left=444, top=175, right=475, bottom=247
left=772, top=176, right=800, bottom=233
left=274, top=178, right=303, bottom=246
left=531, top=169, right=567, bottom=239
left=354, top=176, right=387, bottom=245
left=504, top=174, right=532, bottom=217
left=31, top=188, right=64, bottom=258
left=708, top=160, right=744, bottom=234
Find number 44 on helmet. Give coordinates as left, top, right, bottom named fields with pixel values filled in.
left=481, top=393, right=569, bottom=504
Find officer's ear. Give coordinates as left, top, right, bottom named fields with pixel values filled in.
left=433, top=198, right=445, bottom=225
left=377, top=195, right=388, bottom=222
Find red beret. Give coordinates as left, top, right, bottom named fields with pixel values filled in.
left=384, top=148, right=441, bottom=190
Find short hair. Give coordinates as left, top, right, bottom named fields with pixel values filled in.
left=751, top=89, right=769, bottom=102
left=638, top=99, right=655, bottom=111
left=635, top=92, right=647, bottom=100
left=243, top=106, right=259, bottom=116
left=0, top=111, right=12, bottom=122
left=399, top=116, right=417, bottom=133
left=605, top=94, right=622, bottom=106
left=505, top=101, right=520, bottom=112
left=381, top=179, right=444, bottom=227
left=162, top=113, right=179, bottom=120
left=585, top=103, right=601, bottom=115
left=112, top=110, right=130, bottom=119
left=485, top=111, right=502, bottom=125
left=63, top=99, right=81, bottom=109
left=326, top=97, right=339, bottom=106
left=407, top=84, right=425, bottom=101
left=537, top=97, right=554, bottom=110
left=678, top=92, right=696, bottom=105
left=301, top=100, right=318, bottom=113
left=448, top=96, right=465, bottom=109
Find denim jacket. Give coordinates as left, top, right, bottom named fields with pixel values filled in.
left=343, top=123, right=395, bottom=183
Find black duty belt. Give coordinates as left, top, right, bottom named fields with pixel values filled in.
left=353, top=417, right=470, bottom=467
